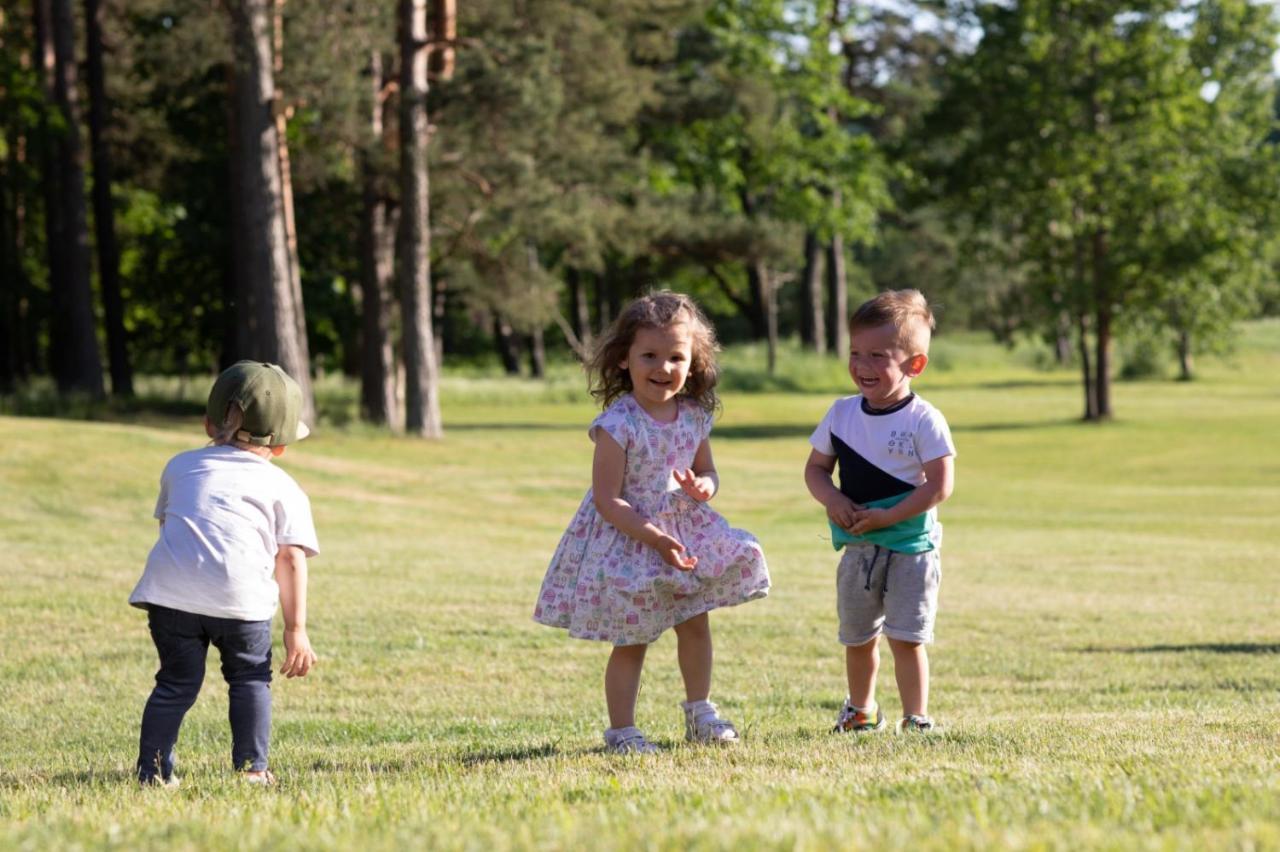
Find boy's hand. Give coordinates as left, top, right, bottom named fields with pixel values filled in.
left=673, top=468, right=714, bottom=502
left=824, top=493, right=861, bottom=531
left=280, top=627, right=317, bottom=678
left=849, top=507, right=891, bottom=535
left=653, top=533, right=698, bottom=571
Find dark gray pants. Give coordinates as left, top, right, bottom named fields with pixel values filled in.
left=137, top=605, right=273, bottom=782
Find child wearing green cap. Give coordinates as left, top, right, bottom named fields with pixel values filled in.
left=130, top=361, right=319, bottom=786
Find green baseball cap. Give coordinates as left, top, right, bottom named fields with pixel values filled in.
left=206, top=361, right=311, bottom=447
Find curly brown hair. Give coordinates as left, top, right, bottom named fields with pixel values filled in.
left=587, top=290, right=721, bottom=414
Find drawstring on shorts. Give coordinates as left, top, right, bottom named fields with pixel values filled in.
left=861, top=545, right=893, bottom=594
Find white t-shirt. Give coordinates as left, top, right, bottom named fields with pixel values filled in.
left=129, top=445, right=319, bottom=621
left=809, top=393, right=955, bottom=497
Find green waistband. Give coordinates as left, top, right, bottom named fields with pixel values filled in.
left=828, top=492, right=935, bottom=554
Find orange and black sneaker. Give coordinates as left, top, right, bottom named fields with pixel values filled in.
left=832, top=702, right=886, bottom=733
left=895, top=714, right=936, bottom=734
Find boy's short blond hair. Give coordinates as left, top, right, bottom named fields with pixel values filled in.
left=848, top=289, right=935, bottom=354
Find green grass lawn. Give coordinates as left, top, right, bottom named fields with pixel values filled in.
left=2, top=325, right=1278, bottom=850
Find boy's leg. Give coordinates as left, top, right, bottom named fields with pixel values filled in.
left=604, top=644, right=648, bottom=729
left=845, top=637, right=880, bottom=709
left=138, top=606, right=209, bottom=782
left=837, top=544, right=887, bottom=706
left=672, top=613, right=712, bottom=703
left=209, top=616, right=273, bottom=773
left=881, top=547, right=941, bottom=719
left=887, top=639, right=929, bottom=717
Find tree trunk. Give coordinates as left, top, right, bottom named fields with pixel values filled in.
left=567, top=267, right=593, bottom=353
left=493, top=313, right=521, bottom=374
left=596, top=270, right=617, bottom=333
left=1076, top=309, right=1097, bottom=421
left=39, top=0, right=104, bottom=396
left=1176, top=329, right=1193, bottom=382
left=526, top=329, right=545, bottom=379
left=85, top=0, right=131, bottom=396
left=428, top=0, right=455, bottom=80
left=0, top=145, right=16, bottom=392
left=358, top=50, right=399, bottom=427
left=800, top=230, right=826, bottom=354
left=357, top=196, right=400, bottom=426
left=1055, top=309, right=1072, bottom=366
left=1091, top=227, right=1112, bottom=420
left=271, top=0, right=307, bottom=367
left=748, top=260, right=778, bottom=374
left=826, top=228, right=849, bottom=359
left=397, top=0, right=443, bottom=437
left=226, top=0, right=315, bottom=419
left=433, top=275, right=447, bottom=366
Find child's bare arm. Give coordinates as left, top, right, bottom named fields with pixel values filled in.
left=674, top=438, right=718, bottom=502
left=593, top=431, right=697, bottom=570
left=275, top=545, right=317, bottom=677
left=804, top=449, right=859, bottom=530
left=848, top=455, right=954, bottom=535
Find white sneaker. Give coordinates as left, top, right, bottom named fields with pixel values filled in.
left=603, top=726, right=659, bottom=754
left=682, top=699, right=739, bottom=744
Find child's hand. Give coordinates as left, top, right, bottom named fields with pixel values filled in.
left=849, top=507, right=891, bottom=535
left=654, top=534, right=698, bottom=571
left=824, top=493, right=861, bottom=531
left=280, top=626, right=317, bottom=678
left=673, top=468, right=714, bottom=502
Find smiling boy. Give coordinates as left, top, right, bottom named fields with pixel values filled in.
left=803, top=289, right=956, bottom=734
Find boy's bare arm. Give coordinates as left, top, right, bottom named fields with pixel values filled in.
left=275, top=545, right=317, bottom=678
left=804, top=449, right=859, bottom=530
left=849, top=455, right=954, bottom=535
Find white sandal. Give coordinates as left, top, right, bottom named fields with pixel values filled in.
left=603, top=726, right=659, bottom=754
left=682, top=699, right=739, bottom=744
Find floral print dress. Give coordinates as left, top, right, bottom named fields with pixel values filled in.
left=534, top=394, right=770, bottom=645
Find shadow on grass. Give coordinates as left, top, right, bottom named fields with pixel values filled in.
left=0, top=768, right=135, bottom=789
left=950, top=417, right=1084, bottom=433
left=1080, top=643, right=1280, bottom=655
left=441, top=422, right=582, bottom=432
left=933, top=378, right=1078, bottom=392
left=459, top=742, right=562, bottom=766
left=713, top=423, right=812, bottom=440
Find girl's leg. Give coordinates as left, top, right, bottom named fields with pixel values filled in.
left=604, top=644, right=648, bottom=729
left=210, top=616, right=274, bottom=773
left=845, top=636, right=880, bottom=709
left=672, top=613, right=712, bottom=702
left=887, top=638, right=928, bottom=717
left=138, top=606, right=209, bottom=782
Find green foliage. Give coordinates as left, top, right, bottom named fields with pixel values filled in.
left=925, top=0, right=1280, bottom=393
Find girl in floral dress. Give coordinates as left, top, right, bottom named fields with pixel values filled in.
left=533, top=291, right=770, bottom=754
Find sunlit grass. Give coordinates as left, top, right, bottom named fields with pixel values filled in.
left=1, top=325, right=1278, bottom=849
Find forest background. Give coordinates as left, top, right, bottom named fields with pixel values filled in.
left=3, top=0, right=1280, bottom=429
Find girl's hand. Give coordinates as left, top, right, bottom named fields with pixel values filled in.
left=280, top=627, right=317, bottom=678
left=654, top=534, right=698, bottom=571
left=824, top=494, right=861, bottom=530
left=673, top=468, right=714, bottom=502
left=849, top=507, right=891, bottom=535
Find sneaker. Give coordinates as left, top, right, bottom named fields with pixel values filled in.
left=242, top=770, right=276, bottom=785
left=603, top=726, right=659, bottom=754
left=895, top=714, right=935, bottom=734
left=832, top=701, right=886, bottom=733
left=138, top=774, right=180, bottom=789
left=682, top=700, right=739, bottom=744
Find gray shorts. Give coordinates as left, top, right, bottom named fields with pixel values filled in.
left=836, top=540, right=941, bottom=646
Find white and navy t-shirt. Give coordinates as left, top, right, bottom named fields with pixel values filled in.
left=809, top=393, right=955, bottom=553
left=129, top=445, right=319, bottom=621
